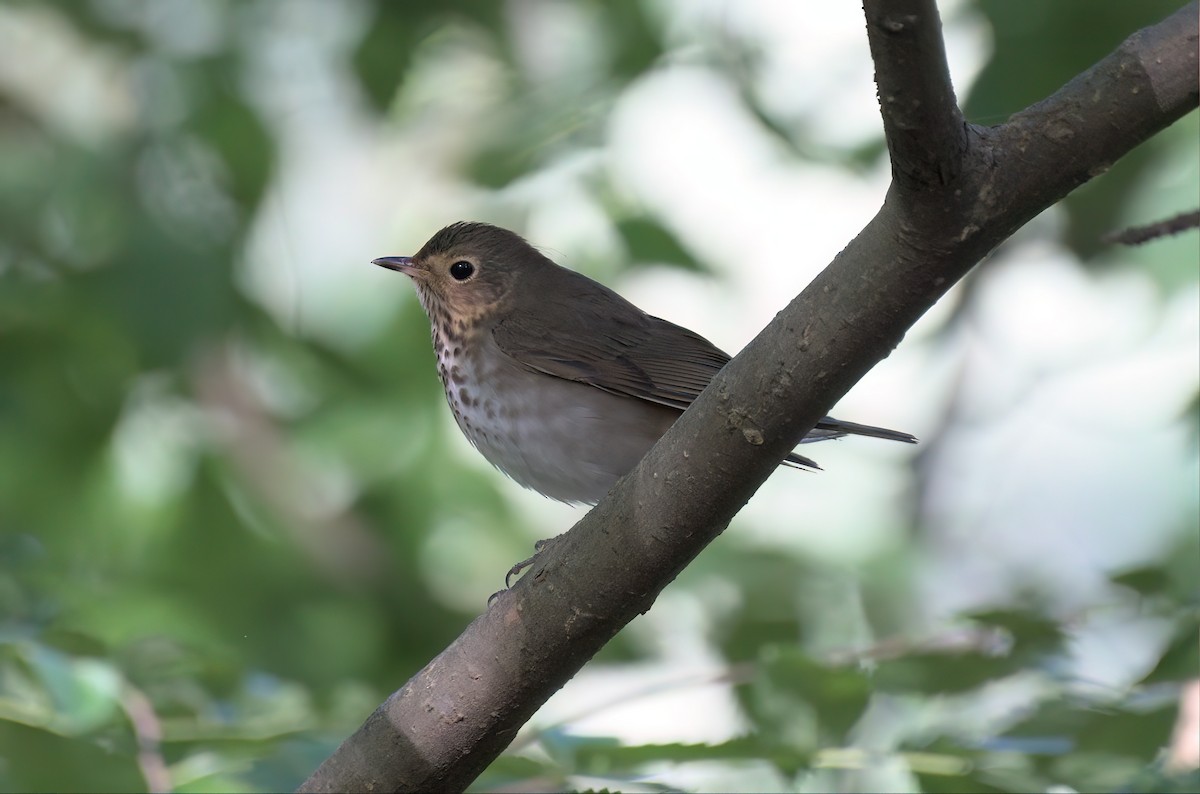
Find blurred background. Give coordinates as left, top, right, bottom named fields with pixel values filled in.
left=0, top=0, right=1196, bottom=791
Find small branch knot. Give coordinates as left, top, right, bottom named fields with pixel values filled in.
left=880, top=14, right=918, bottom=34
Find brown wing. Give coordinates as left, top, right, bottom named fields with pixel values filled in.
left=491, top=273, right=730, bottom=412
left=491, top=265, right=916, bottom=461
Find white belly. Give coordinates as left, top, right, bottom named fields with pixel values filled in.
left=437, top=340, right=677, bottom=504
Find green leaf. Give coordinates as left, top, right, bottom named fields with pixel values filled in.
left=466, top=133, right=545, bottom=190
left=1050, top=750, right=1150, bottom=792
left=0, top=721, right=144, bottom=792
left=571, top=735, right=810, bottom=778
left=965, top=608, right=1066, bottom=666
left=471, top=754, right=559, bottom=793
left=1073, top=703, right=1176, bottom=760
left=913, top=770, right=1016, bottom=794
left=600, top=1, right=663, bottom=78
left=905, top=739, right=1055, bottom=793
left=190, top=66, right=274, bottom=211
left=873, top=650, right=1021, bottom=695
left=0, top=643, right=122, bottom=736
left=747, top=644, right=871, bottom=756
left=998, top=692, right=1176, bottom=766
left=1111, top=564, right=1173, bottom=597
left=1122, top=765, right=1200, bottom=794
left=351, top=2, right=509, bottom=113
left=1141, top=620, right=1200, bottom=684
left=869, top=608, right=1065, bottom=694
left=615, top=217, right=708, bottom=273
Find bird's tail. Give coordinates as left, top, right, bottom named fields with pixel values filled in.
left=783, top=417, right=917, bottom=470
left=805, top=417, right=918, bottom=445
left=783, top=451, right=822, bottom=470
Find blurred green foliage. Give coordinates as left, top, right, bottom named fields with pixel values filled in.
left=0, top=1, right=1196, bottom=792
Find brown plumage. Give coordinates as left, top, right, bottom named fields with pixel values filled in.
left=375, top=221, right=916, bottom=504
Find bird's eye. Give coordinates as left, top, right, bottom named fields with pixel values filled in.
left=449, top=260, right=475, bottom=281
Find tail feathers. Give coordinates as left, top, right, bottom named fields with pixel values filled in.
left=805, top=417, right=918, bottom=445
left=784, top=451, right=822, bottom=470
left=782, top=417, right=917, bottom=470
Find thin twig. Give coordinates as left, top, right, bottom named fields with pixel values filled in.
left=1103, top=209, right=1200, bottom=245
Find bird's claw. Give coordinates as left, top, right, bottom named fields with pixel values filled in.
left=501, top=538, right=552, bottom=591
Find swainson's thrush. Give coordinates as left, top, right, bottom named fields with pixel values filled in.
left=374, top=222, right=916, bottom=504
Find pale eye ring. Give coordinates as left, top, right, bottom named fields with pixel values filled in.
left=449, top=260, right=474, bottom=280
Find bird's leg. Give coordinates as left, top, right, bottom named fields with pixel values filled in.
left=505, top=538, right=552, bottom=588
left=487, top=538, right=554, bottom=606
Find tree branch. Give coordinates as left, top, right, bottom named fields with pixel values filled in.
left=865, top=0, right=966, bottom=188
left=299, top=3, right=1198, bottom=791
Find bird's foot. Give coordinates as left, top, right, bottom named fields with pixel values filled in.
left=487, top=539, right=555, bottom=606
left=505, top=538, right=551, bottom=588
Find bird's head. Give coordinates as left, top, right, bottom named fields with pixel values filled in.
left=373, top=221, right=539, bottom=326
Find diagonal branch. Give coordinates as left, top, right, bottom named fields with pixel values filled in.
left=1104, top=209, right=1200, bottom=245
left=299, top=2, right=1198, bottom=791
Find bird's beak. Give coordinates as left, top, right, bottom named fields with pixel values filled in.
left=372, top=256, right=417, bottom=275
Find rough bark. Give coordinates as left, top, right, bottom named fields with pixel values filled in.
left=299, top=2, right=1199, bottom=791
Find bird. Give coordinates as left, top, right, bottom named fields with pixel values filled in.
left=373, top=221, right=916, bottom=505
